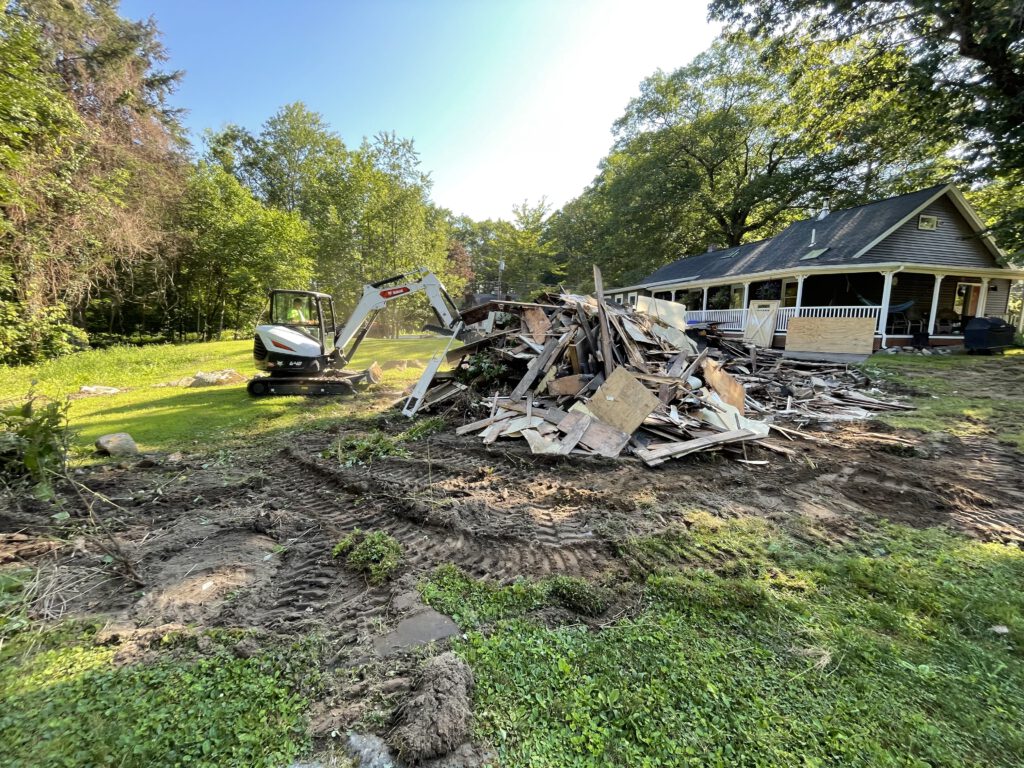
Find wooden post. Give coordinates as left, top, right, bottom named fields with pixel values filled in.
left=1017, top=280, right=1024, bottom=334
left=794, top=275, right=806, bottom=317
left=976, top=277, right=991, bottom=317
left=592, top=265, right=616, bottom=379
left=877, top=271, right=894, bottom=348
left=701, top=286, right=708, bottom=311
left=927, top=274, right=944, bottom=335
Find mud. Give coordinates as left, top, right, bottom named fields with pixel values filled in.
left=390, top=652, right=474, bottom=762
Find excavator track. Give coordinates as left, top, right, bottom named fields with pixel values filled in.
left=247, top=376, right=356, bottom=397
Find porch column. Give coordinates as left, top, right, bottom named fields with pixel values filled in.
left=701, top=286, right=708, bottom=311
left=976, top=277, right=991, bottom=317
left=927, top=274, right=945, bottom=335
left=742, top=281, right=750, bottom=308
left=877, top=271, right=894, bottom=347
left=1017, top=281, right=1024, bottom=334
left=794, top=275, right=806, bottom=317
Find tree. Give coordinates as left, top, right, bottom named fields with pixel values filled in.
left=489, top=200, right=561, bottom=299
left=549, top=34, right=957, bottom=287
left=708, top=0, right=1024, bottom=176
left=172, top=164, right=313, bottom=339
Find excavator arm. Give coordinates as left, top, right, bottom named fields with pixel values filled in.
left=334, top=268, right=461, bottom=365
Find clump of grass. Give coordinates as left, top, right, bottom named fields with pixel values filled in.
left=330, top=432, right=408, bottom=466
left=398, top=416, right=446, bottom=442
left=546, top=576, right=613, bottom=617
left=333, top=529, right=404, bottom=585
left=419, top=564, right=549, bottom=628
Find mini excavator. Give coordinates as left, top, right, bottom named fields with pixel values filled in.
left=248, top=268, right=463, bottom=397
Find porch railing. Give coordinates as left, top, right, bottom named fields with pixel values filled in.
left=682, top=305, right=883, bottom=333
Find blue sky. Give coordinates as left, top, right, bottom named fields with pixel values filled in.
left=120, top=0, right=720, bottom=220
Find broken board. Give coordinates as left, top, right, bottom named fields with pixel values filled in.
left=785, top=316, right=876, bottom=355
left=701, top=358, right=746, bottom=414
left=586, top=367, right=661, bottom=434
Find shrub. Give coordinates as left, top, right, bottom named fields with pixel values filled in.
left=332, top=529, right=403, bottom=585
left=0, top=390, right=69, bottom=499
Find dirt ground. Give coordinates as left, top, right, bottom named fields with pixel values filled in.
left=3, top=366, right=1024, bottom=755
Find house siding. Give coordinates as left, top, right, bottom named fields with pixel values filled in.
left=859, top=196, right=999, bottom=269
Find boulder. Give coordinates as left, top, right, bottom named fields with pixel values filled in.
left=95, top=433, right=139, bottom=457
left=187, top=369, right=247, bottom=387
left=80, top=385, right=120, bottom=395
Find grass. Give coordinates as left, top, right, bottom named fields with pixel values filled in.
left=864, top=349, right=1024, bottom=448
left=332, top=529, right=404, bottom=585
left=422, top=518, right=1024, bottom=767
left=0, top=624, right=321, bottom=768
left=0, top=336, right=450, bottom=459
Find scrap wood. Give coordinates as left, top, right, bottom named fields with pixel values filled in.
left=405, top=273, right=914, bottom=467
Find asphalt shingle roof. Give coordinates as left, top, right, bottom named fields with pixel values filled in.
left=636, top=184, right=949, bottom=288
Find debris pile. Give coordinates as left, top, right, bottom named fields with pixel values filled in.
left=409, top=270, right=912, bottom=466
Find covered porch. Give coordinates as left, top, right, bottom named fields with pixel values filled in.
left=643, top=266, right=1022, bottom=349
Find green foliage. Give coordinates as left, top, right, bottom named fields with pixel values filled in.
left=0, top=569, right=33, bottom=639
left=546, top=576, right=613, bottom=617
left=0, top=628, right=319, bottom=768
left=0, top=297, right=89, bottom=366
left=419, top=564, right=551, bottom=628
left=334, top=529, right=404, bottom=584
left=0, top=390, right=69, bottom=499
left=457, top=523, right=1024, bottom=767
left=398, top=416, right=446, bottom=442
left=457, top=352, right=510, bottom=388
left=329, top=431, right=409, bottom=466
left=550, top=34, right=955, bottom=289
left=332, top=529, right=404, bottom=585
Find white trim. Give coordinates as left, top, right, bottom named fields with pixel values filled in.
left=927, top=274, right=945, bottom=335
left=607, top=262, right=1024, bottom=297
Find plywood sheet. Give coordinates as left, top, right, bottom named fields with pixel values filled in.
left=636, top=295, right=689, bottom=331
left=785, top=317, right=876, bottom=355
left=701, top=358, right=746, bottom=414
left=586, top=367, right=660, bottom=435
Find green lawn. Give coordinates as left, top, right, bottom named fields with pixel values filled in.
left=0, top=336, right=450, bottom=458
left=423, top=517, right=1024, bottom=767
left=864, top=349, right=1024, bottom=449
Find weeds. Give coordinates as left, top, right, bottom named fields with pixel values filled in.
left=329, top=416, right=446, bottom=466
left=332, top=529, right=404, bottom=585
left=0, top=389, right=69, bottom=500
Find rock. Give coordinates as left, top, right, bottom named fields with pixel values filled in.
left=233, top=635, right=261, bottom=658
left=990, top=624, right=1010, bottom=635
left=884, top=347, right=899, bottom=354
left=347, top=733, right=401, bottom=768
left=390, top=653, right=474, bottom=762
left=166, top=452, right=185, bottom=463
left=920, top=348, right=933, bottom=355
left=95, top=433, right=139, bottom=457
left=80, top=385, right=120, bottom=395
left=188, top=369, right=247, bottom=388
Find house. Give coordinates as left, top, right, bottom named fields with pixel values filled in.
left=607, top=184, right=1024, bottom=349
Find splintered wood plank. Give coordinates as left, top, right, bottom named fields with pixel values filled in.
left=508, top=335, right=560, bottom=400
left=558, top=410, right=630, bottom=458
left=586, top=367, right=661, bottom=435
left=701, top=357, right=746, bottom=414
left=522, top=307, right=552, bottom=344
left=608, top=313, right=649, bottom=371
left=636, top=428, right=757, bottom=466
left=558, top=413, right=591, bottom=454
left=522, top=429, right=564, bottom=455
left=592, top=265, right=616, bottom=379
left=455, top=408, right=511, bottom=435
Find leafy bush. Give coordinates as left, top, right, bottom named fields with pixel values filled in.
left=0, top=272, right=88, bottom=365
left=0, top=390, right=69, bottom=499
left=332, top=529, right=404, bottom=585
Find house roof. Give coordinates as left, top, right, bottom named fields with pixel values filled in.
left=627, top=184, right=1006, bottom=291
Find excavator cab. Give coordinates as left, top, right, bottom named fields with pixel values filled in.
left=252, top=290, right=338, bottom=381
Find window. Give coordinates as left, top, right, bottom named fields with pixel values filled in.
left=653, top=291, right=672, bottom=301
left=918, top=214, right=939, bottom=231
left=272, top=292, right=318, bottom=327
left=627, top=292, right=638, bottom=306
